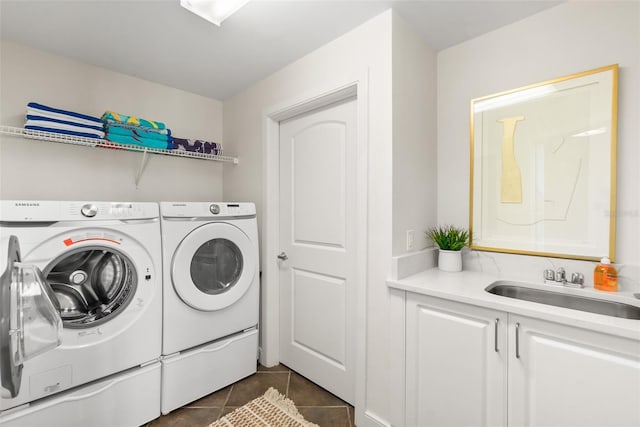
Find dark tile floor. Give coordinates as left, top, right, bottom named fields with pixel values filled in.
left=145, top=363, right=355, bottom=427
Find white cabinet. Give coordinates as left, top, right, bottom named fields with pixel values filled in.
left=508, top=315, right=640, bottom=427
left=406, top=294, right=507, bottom=427
left=405, top=293, right=640, bottom=427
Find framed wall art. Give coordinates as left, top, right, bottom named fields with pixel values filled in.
left=469, top=64, right=618, bottom=261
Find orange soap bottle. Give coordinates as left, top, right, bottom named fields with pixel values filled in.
left=594, top=257, right=618, bottom=292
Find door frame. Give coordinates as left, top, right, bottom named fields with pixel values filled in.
left=261, top=71, right=369, bottom=411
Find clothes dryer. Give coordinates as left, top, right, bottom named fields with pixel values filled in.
left=160, top=202, right=259, bottom=414
left=0, top=201, right=162, bottom=427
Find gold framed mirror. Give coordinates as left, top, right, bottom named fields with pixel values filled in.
left=469, top=64, right=618, bottom=261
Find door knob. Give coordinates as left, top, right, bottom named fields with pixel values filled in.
left=277, top=252, right=288, bottom=261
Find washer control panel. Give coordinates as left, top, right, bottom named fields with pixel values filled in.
left=0, top=201, right=159, bottom=221
left=76, top=203, right=149, bottom=219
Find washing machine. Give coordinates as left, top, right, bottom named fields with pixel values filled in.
left=0, top=201, right=162, bottom=427
left=160, top=202, right=259, bottom=414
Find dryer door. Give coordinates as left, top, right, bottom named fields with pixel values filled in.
left=0, top=236, right=63, bottom=399
left=171, top=222, right=256, bottom=311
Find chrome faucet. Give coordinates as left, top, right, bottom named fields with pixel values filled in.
left=570, top=272, right=585, bottom=288
left=544, top=269, right=556, bottom=282
left=544, top=268, right=584, bottom=288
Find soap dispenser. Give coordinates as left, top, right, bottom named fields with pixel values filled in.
left=594, top=257, right=618, bottom=292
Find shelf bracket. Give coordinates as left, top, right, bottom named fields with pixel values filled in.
left=135, top=149, right=151, bottom=188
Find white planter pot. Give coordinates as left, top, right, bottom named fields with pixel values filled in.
left=438, top=249, right=462, bottom=272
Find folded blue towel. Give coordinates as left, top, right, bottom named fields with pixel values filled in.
left=106, top=125, right=172, bottom=142
left=26, top=119, right=105, bottom=138
left=24, top=125, right=103, bottom=139
left=27, top=102, right=102, bottom=125
left=106, top=133, right=171, bottom=149
left=27, top=115, right=105, bottom=132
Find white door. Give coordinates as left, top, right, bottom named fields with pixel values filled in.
left=406, top=294, right=507, bottom=427
left=0, top=235, right=63, bottom=399
left=279, top=98, right=357, bottom=404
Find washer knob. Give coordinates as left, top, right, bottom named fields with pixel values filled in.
left=81, top=204, right=98, bottom=217
left=209, top=204, right=220, bottom=215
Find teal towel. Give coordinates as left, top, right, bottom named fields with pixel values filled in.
left=103, top=118, right=171, bottom=136
left=107, top=125, right=171, bottom=142
left=106, top=133, right=170, bottom=150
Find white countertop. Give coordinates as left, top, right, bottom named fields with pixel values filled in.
left=387, top=268, right=640, bottom=341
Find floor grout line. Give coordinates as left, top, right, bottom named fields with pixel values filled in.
left=217, top=384, right=234, bottom=420
left=285, top=370, right=291, bottom=397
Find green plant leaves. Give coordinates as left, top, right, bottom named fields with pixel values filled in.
left=425, top=225, right=469, bottom=251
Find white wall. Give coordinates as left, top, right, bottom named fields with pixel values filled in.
left=0, top=40, right=224, bottom=202
left=392, top=13, right=437, bottom=256
left=438, top=2, right=640, bottom=279
left=223, top=10, right=394, bottom=426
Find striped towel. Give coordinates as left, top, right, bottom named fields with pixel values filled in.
left=27, top=102, right=103, bottom=127
left=24, top=125, right=104, bottom=139
left=26, top=115, right=105, bottom=138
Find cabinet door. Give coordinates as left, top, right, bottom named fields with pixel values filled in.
left=406, top=294, right=507, bottom=427
left=509, top=315, right=640, bottom=427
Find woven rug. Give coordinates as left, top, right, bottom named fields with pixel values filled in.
left=209, top=387, right=319, bottom=427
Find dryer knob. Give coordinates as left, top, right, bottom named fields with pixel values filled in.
left=209, top=204, right=220, bottom=215
left=80, top=204, right=98, bottom=217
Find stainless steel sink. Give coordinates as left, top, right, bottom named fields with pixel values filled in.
left=486, top=282, right=640, bottom=320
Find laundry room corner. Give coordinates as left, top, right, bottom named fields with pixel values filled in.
left=3, top=1, right=636, bottom=427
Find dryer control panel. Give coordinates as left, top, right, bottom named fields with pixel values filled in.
left=161, top=202, right=256, bottom=219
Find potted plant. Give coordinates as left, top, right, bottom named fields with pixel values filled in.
left=425, top=225, right=469, bottom=272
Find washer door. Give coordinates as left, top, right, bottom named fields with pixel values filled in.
left=171, top=223, right=256, bottom=311
left=1, top=236, right=63, bottom=398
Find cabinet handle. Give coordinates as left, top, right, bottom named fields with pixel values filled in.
left=515, top=322, right=521, bottom=359
left=494, top=318, right=499, bottom=353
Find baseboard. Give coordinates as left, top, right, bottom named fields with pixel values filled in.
left=390, top=248, right=436, bottom=280
left=361, top=410, right=392, bottom=427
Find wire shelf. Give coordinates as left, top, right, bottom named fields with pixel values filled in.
left=0, top=125, right=239, bottom=164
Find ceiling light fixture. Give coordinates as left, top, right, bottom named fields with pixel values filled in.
left=180, top=0, right=251, bottom=26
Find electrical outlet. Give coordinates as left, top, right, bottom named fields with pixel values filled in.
left=406, top=229, right=415, bottom=251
